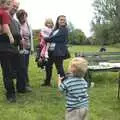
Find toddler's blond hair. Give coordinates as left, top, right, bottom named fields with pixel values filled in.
left=68, top=57, right=88, bottom=77
left=44, top=18, right=54, bottom=27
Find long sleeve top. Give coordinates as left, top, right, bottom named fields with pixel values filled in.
left=59, top=76, right=88, bottom=110
left=20, top=22, right=34, bottom=51
left=47, top=27, right=69, bottom=58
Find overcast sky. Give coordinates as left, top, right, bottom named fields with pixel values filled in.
left=19, top=0, right=94, bottom=37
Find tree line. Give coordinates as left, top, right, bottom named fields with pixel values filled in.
left=33, top=0, right=120, bottom=46
left=91, top=0, right=120, bottom=45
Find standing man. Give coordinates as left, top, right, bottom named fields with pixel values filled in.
left=0, top=0, right=17, bottom=103
left=0, top=0, right=26, bottom=103
left=9, top=0, right=32, bottom=93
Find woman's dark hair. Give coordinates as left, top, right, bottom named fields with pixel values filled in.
left=16, top=9, right=27, bottom=20
left=54, top=15, right=67, bottom=31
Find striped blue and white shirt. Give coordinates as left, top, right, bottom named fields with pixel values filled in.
left=59, top=75, right=88, bottom=109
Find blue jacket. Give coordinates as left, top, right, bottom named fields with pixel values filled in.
left=48, top=27, right=70, bottom=59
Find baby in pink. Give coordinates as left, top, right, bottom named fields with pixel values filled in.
left=39, top=18, right=54, bottom=62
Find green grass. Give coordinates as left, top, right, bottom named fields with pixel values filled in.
left=0, top=45, right=120, bottom=120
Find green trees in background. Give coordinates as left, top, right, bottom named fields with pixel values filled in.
left=33, top=29, right=40, bottom=48
left=91, top=0, right=120, bottom=45
left=68, top=22, right=87, bottom=45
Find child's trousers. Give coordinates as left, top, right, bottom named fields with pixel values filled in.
left=65, top=107, right=88, bottom=120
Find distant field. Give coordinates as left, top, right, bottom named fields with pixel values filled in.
left=0, top=45, right=120, bottom=120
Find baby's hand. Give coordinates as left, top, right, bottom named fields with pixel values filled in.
left=45, top=51, right=49, bottom=59
left=58, top=75, right=64, bottom=81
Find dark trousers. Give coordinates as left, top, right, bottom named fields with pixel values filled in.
left=0, top=53, right=15, bottom=96
left=11, top=52, right=30, bottom=88
left=11, top=53, right=26, bottom=91
left=45, top=56, right=65, bottom=85
left=23, top=53, right=30, bottom=86
left=1, top=53, right=26, bottom=96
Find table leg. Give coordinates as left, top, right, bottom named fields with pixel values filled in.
left=85, top=70, right=92, bottom=87
left=118, top=71, right=120, bottom=99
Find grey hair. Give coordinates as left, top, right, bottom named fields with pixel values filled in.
left=0, top=0, right=11, bottom=4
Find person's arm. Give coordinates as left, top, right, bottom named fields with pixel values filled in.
left=58, top=76, right=68, bottom=94
left=19, top=26, right=25, bottom=49
left=2, top=11, right=14, bottom=44
left=3, top=24, right=14, bottom=44
left=44, top=42, right=50, bottom=58
left=29, top=24, right=34, bottom=53
left=46, top=42, right=50, bottom=49
left=49, top=27, right=68, bottom=43
left=58, top=76, right=62, bottom=87
left=16, top=21, right=22, bottom=47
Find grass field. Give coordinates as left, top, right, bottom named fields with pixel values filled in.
left=0, top=45, right=120, bottom=120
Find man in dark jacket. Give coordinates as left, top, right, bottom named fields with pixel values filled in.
left=9, top=1, right=32, bottom=93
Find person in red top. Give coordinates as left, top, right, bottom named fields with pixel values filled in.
left=0, top=8, right=10, bottom=23
left=0, top=0, right=18, bottom=103
left=0, top=0, right=14, bottom=43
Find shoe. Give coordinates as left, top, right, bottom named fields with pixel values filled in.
left=6, top=94, right=16, bottom=103
left=25, top=86, right=32, bottom=92
left=17, top=86, right=32, bottom=93
left=17, top=88, right=28, bottom=93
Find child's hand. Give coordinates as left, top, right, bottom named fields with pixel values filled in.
left=59, top=76, right=64, bottom=81
left=58, top=76, right=65, bottom=87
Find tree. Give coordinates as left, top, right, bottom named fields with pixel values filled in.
left=32, top=29, right=40, bottom=47
left=68, top=22, right=87, bottom=45
left=92, top=0, right=120, bottom=45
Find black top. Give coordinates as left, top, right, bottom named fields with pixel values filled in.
left=0, top=16, right=18, bottom=54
